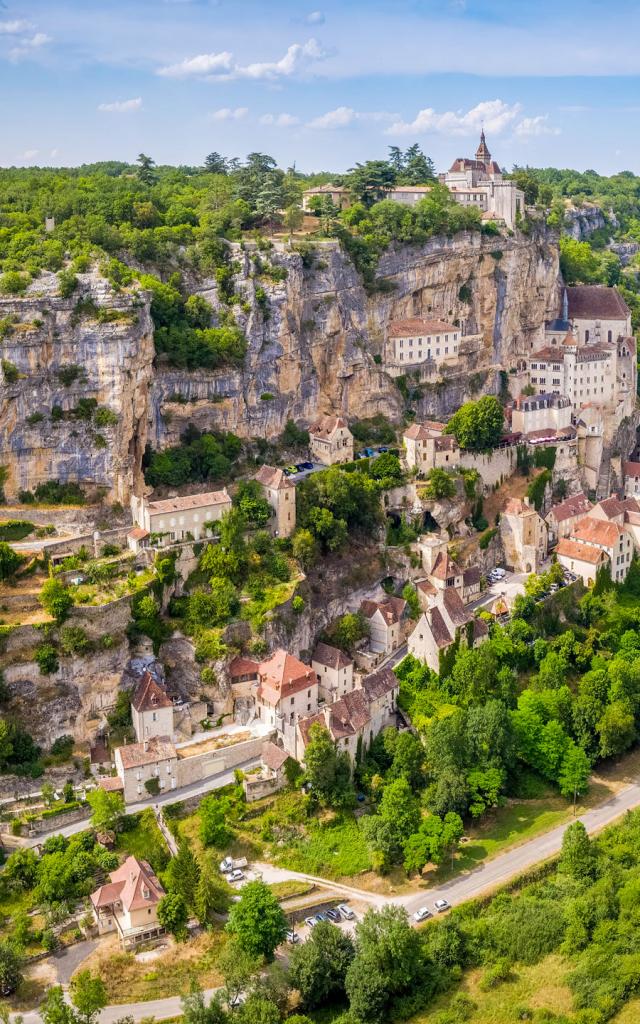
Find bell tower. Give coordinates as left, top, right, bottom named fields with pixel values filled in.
left=475, top=128, right=491, bottom=167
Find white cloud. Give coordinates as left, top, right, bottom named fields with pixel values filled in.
left=50, top=148, right=59, bottom=159
left=386, top=99, right=522, bottom=137
left=98, top=96, right=143, bottom=113
left=9, top=31, right=51, bottom=61
left=22, top=149, right=38, bottom=160
left=157, top=38, right=327, bottom=82
left=514, top=115, right=560, bottom=138
left=210, top=106, right=248, bottom=121
left=260, top=112, right=300, bottom=127
left=305, top=10, right=325, bottom=24
left=158, top=51, right=234, bottom=78
left=307, top=106, right=396, bottom=129
left=0, top=19, right=32, bottom=34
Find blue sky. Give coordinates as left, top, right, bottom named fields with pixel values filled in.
left=1, top=0, right=640, bottom=173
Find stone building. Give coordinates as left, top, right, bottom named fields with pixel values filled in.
left=500, top=497, right=548, bottom=573
left=408, top=588, right=488, bottom=674
left=566, top=285, right=632, bottom=344
left=131, top=672, right=174, bottom=743
left=545, top=492, right=592, bottom=545
left=555, top=538, right=609, bottom=586
left=623, top=462, right=640, bottom=498
left=296, top=667, right=398, bottom=761
left=571, top=515, right=631, bottom=583
left=403, top=421, right=458, bottom=473
left=255, top=649, right=318, bottom=731
left=311, top=642, right=355, bottom=703
left=302, top=183, right=434, bottom=212
left=511, top=393, right=572, bottom=437
left=359, top=596, right=407, bottom=654
left=441, top=130, right=525, bottom=229
left=254, top=465, right=296, bottom=538
left=309, top=415, right=354, bottom=465
left=131, top=489, right=232, bottom=544
left=114, top=736, right=178, bottom=803
left=90, top=856, right=165, bottom=949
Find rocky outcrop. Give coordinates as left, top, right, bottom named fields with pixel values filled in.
left=150, top=226, right=561, bottom=444
left=564, top=203, right=611, bottom=241
left=0, top=271, right=154, bottom=502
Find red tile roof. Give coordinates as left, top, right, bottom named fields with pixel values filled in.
left=254, top=465, right=294, bottom=490
left=261, top=741, right=290, bottom=772
left=360, top=596, right=406, bottom=625
left=388, top=318, right=458, bottom=338
left=566, top=286, right=630, bottom=321
left=229, top=656, right=260, bottom=679
left=431, top=551, right=462, bottom=580
left=257, top=649, right=316, bottom=704
left=362, top=667, right=398, bottom=701
left=403, top=421, right=446, bottom=440
left=128, top=527, right=150, bottom=540
left=132, top=672, right=173, bottom=714
left=556, top=538, right=608, bottom=565
left=312, top=642, right=352, bottom=671
left=572, top=516, right=623, bottom=548
left=624, top=461, right=640, bottom=479
left=91, top=856, right=164, bottom=913
left=117, top=736, right=177, bottom=770
left=309, top=415, right=350, bottom=440
left=147, top=489, right=231, bottom=515
left=548, top=492, right=592, bottom=523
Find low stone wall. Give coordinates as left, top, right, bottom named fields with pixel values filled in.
left=459, top=445, right=518, bottom=489
left=175, top=733, right=272, bottom=788
left=243, top=772, right=285, bottom=803
left=44, top=526, right=131, bottom=559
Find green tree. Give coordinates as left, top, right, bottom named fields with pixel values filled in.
left=215, top=938, right=259, bottom=1009
left=157, top=892, right=189, bottom=940
left=39, top=577, right=74, bottom=623
left=0, top=542, right=23, bottom=580
left=226, top=880, right=287, bottom=960
left=597, top=701, right=636, bottom=758
left=0, top=719, right=13, bottom=769
left=361, top=778, right=421, bottom=869
left=292, top=528, right=317, bottom=569
left=346, top=160, right=397, bottom=207
left=445, top=395, right=504, bottom=451
left=421, top=468, right=456, bottom=500
left=303, top=723, right=353, bottom=807
left=199, top=794, right=232, bottom=847
left=289, top=920, right=355, bottom=1008
left=194, top=866, right=231, bottom=926
left=403, top=811, right=464, bottom=874
left=559, top=744, right=591, bottom=810
left=345, top=905, right=426, bottom=1024
left=69, top=970, right=107, bottom=1024
left=136, top=153, right=157, bottom=185
left=401, top=582, right=420, bottom=620
left=0, top=940, right=22, bottom=995
left=164, top=842, right=201, bottom=909
left=86, top=787, right=125, bottom=832
left=328, top=612, right=369, bottom=652
left=559, top=821, right=595, bottom=881
left=182, top=986, right=229, bottom=1024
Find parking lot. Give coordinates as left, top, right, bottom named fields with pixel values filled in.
left=282, top=447, right=389, bottom=482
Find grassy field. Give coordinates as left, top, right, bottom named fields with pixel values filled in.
left=116, top=808, right=171, bottom=875
left=271, top=813, right=372, bottom=878
left=78, top=930, right=227, bottom=1003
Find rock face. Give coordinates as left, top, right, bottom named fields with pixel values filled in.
left=151, top=226, right=561, bottom=445
left=0, top=229, right=561, bottom=498
left=0, top=271, right=154, bottom=502
left=564, top=204, right=610, bottom=241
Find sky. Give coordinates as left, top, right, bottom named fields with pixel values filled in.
left=1, top=0, right=640, bottom=174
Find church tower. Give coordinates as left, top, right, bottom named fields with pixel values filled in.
left=475, top=128, right=491, bottom=167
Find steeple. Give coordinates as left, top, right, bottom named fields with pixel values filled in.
left=475, top=128, right=491, bottom=166
left=562, top=287, right=569, bottom=323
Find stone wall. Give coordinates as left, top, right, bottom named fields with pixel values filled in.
left=175, top=733, right=272, bottom=787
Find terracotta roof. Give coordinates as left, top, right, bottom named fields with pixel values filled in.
left=530, top=348, right=566, bottom=362
left=91, top=856, right=164, bottom=913
left=388, top=318, right=458, bottom=338
left=548, top=492, right=592, bottom=523
left=261, top=741, right=290, bottom=772
left=575, top=346, right=611, bottom=361
left=309, top=415, right=350, bottom=440
left=428, top=607, right=453, bottom=649
left=98, top=776, right=123, bottom=792
left=463, top=566, right=481, bottom=587
left=329, top=689, right=371, bottom=737
left=128, top=527, right=149, bottom=540
left=624, top=461, right=640, bottom=479
left=431, top=551, right=461, bottom=580
left=132, top=672, right=173, bottom=714
left=359, top=596, right=406, bottom=625
left=257, top=649, right=316, bottom=704
left=441, top=588, right=470, bottom=628
left=254, top=465, right=294, bottom=490
left=435, top=436, right=457, bottom=451
left=572, top=516, right=623, bottom=548
left=362, top=667, right=398, bottom=701
left=403, top=421, right=446, bottom=440
left=593, top=497, right=628, bottom=521
left=90, top=739, right=110, bottom=764
left=416, top=578, right=437, bottom=596
left=229, top=656, right=259, bottom=679
left=117, top=735, right=177, bottom=770
left=556, top=538, right=608, bottom=565
left=448, top=157, right=502, bottom=174
left=312, top=642, right=352, bottom=671
left=566, top=285, right=630, bottom=321
left=146, top=489, right=231, bottom=516
left=526, top=427, right=576, bottom=442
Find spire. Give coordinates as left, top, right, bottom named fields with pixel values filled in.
left=562, top=287, right=569, bottom=322
left=475, top=128, right=491, bottom=166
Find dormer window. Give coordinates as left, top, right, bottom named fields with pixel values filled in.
left=143, top=886, right=150, bottom=900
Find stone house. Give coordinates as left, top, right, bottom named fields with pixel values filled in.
left=403, top=422, right=458, bottom=473
left=387, top=319, right=466, bottom=378
left=255, top=649, right=318, bottom=734
left=309, top=415, right=354, bottom=465
left=243, top=742, right=291, bottom=802
left=462, top=566, right=482, bottom=603
left=566, top=285, right=632, bottom=345
left=545, top=492, right=593, bottom=545
left=359, top=596, right=407, bottom=654
left=90, top=855, right=165, bottom=949
left=131, top=489, right=232, bottom=544
left=254, top=465, right=296, bottom=538
left=114, top=736, right=178, bottom=803
left=571, top=514, right=632, bottom=583
left=131, top=672, right=174, bottom=743
left=442, top=131, right=524, bottom=229
left=623, top=462, right=640, bottom=498
left=408, top=588, right=489, bottom=674
left=500, top=497, right=548, bottom=573
left=511, top=393, right=572, bottom=437
left=296, top=667, right=398, bottom=761
left=555, top=538, right=610, bottom=586
left=311, top=642, right=355, bottom=703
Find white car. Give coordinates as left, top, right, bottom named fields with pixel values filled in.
left=337, top=904, right=355, bottom=920
left=434, top=899, right=450, bottom=913
left=285, top=931, right=300, bottom=944
left=413, top=907, right=432, bottom=922
left=228, top=869, right=244, bottom=882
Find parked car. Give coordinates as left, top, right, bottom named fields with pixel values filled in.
left=285, top=931, right=300, bottom=943
left=228, top=869, right=245, bottom=882
left=325, top=908, right=341, bottom=923
left=377, top=446, right=389, bottom=453
left=364, top=447, right=375, bottom=457
left=285, top=465, right=298, bottom=475
left=413, top=907, right=432, bottom=922
left=337, top=904, right=355, bottom=920
left=434, top=899, right=451, bottom=913
left=219, top=857, right=247, bottom=873
left=314, top=912, right=329, bottom=923
left=305, top=916, right=317, bottom=928
left=493, top=568, right=506, bottom=578
left=356, top=450, right=367, bottom=460
left=299, top=461, right=314, bottom=471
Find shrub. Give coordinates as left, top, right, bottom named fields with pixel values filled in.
left=57, top=270, right=78, bottom=298
left=144, top=777, right=160, bottom=796
left=35, top=643, right=59, bottom=675
left=292, top=595, right=305, bottom=613
left=479, top=526, right=498, bottom=550
left=56, top=365, right=83, bottom=387
left=1, top=360, right=20, bottom=383
left=0, top=271, right=28, bottom=295
left=26, top=412, right=44, bottom=425
left=59, top=626, right=90, bottom=656
left=94, top=406, right=118, bottom=427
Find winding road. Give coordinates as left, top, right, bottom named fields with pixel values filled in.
left=11, top=771, right=640, bottom=1024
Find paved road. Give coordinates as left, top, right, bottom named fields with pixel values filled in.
left=12, top=774, right=640, bottom=1024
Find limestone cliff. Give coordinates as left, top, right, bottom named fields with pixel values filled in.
left=151, top=225, right=562, bottom=445
left=0, top=271, right=154, bottom=502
